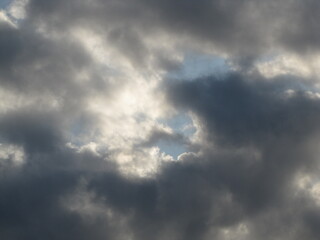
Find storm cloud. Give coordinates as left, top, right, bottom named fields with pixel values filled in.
left=1, top=0, right=320, bottom=239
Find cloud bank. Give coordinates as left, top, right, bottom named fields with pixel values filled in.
left=1, top=0, right=320, bottom=239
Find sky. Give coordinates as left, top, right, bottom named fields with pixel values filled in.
left=1, top=0, right=320, bottom=239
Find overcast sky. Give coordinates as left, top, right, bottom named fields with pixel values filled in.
left=1, top=0, right=320, bottom=239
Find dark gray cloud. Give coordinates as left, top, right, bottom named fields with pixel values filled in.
left=166, top=73, right=320, bottom=147
left=2, top=71, right=320, bottom=239
left=0, top=21, right=88, bottom=89
left=1, top=0, right=320, bottom=239
left=22, top=0, right=320, bottom=63
left=162, top=73, right=320, bottom=239
left=0, top=109, right=63, bottom=153
left=140, top=0, right=320, bottom=57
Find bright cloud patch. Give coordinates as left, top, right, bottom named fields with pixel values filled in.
left=1, top=0, right=320, bottom=240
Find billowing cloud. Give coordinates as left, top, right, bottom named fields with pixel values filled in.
left=1, top=0, right=320, bottom=239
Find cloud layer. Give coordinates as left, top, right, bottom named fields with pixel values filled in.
left=1, top=0, right=320, bottom=239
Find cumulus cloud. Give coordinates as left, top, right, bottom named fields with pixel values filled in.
left=1, top=0, right=320, bottom=239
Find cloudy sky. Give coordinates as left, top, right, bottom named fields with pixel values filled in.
left=1, top=0, right=320, bottom=239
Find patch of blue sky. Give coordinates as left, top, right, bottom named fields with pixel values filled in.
left=166, top=52, right=230, bottom=81
left=157, top=139, right=187, bottom=160
left=0, top=0, right=24, bottom=26
left=68, top=117, right=99, bottom=147
left=156, top=52, right=230, bottom=158
left=0, top=0, right=11, bottom=9
left=157, top=112, right=195, bottom=159
left=158, top=112, right=195, bottom=136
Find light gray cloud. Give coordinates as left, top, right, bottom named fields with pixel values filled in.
left=1, top=0, right=320, bottom=239
left=22, top=0, right=320, bottom=63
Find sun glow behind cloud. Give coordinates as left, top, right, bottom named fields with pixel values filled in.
left=2, top=0, right=320, bottom=239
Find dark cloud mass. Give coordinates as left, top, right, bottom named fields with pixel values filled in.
left=1, top=0, right=320, bottom=239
